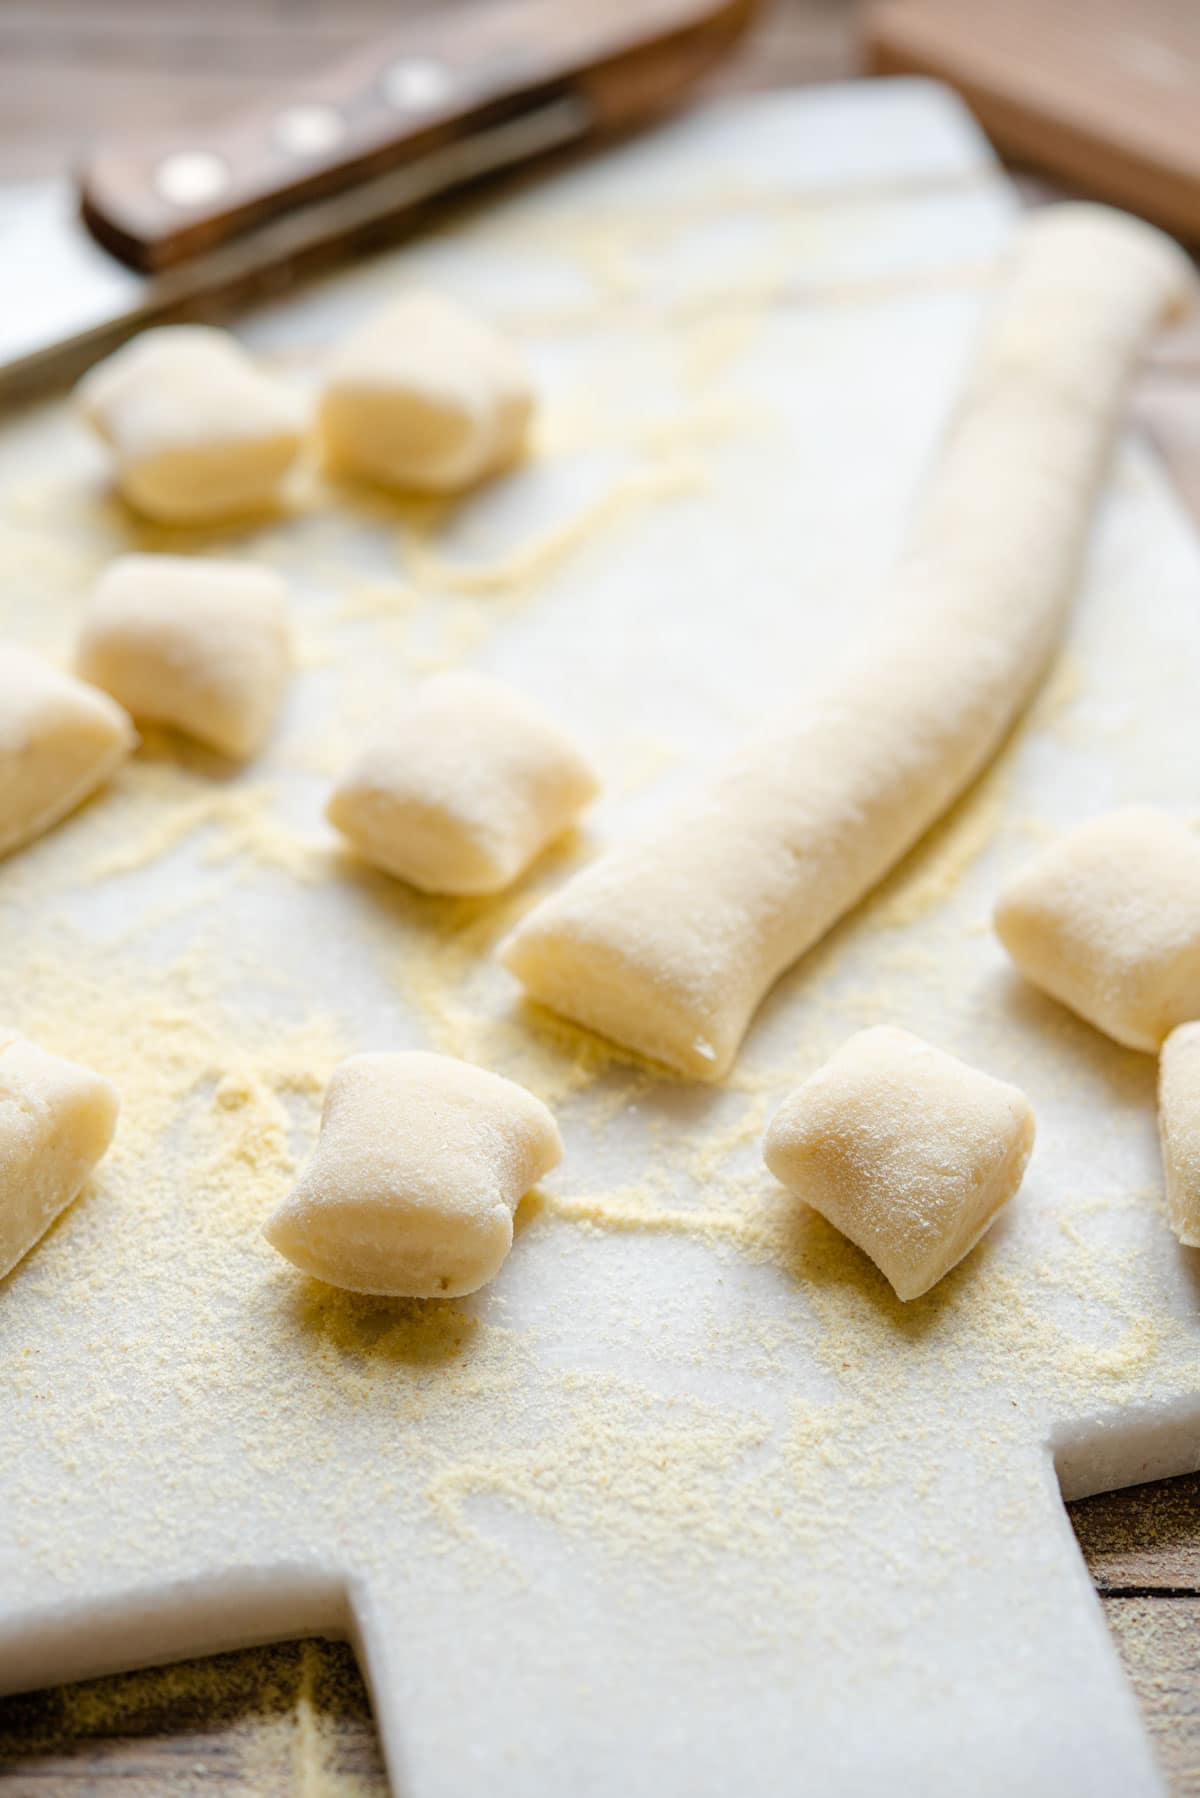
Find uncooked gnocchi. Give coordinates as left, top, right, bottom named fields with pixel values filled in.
left=0, top=644, right=135, bottom=857
left=316, top=291, right=533, bottom=492
left=1158, top=1024, right=1200, bottom=1247
left=76, top=325, right=304, bottom=523
left=264, top=1051, right=562, bottom=1297
left=77, top=555, right=292, bottom=761
left=994, top=808, right=1200, bottom=1052
left=326, top=671, right=598, bottom=894
left=763, top=1026, right=1035, bottom=1301
left=0, top=1036, right=119, bottom=1282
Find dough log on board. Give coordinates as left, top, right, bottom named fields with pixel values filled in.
left=501, top=205, right=1195, bottom=1079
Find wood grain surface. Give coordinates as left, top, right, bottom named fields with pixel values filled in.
left=0, top=1, right=1197, bottom=1792
left=865, top=0, right=1200, bottom=240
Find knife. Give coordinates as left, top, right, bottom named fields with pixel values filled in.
left=0, top=0, right=758, bottom=400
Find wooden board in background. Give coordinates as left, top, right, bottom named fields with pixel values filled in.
left=865, top=0, right=1200, bottom=243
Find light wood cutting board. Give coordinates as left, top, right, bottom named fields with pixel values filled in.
left=0, top=79, right=1197, bottom=1796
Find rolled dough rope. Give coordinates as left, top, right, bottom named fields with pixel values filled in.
left=501, top=206, right=1194, bottom=1079
left=0, top=1036, right=119, bottom=1282
left=1158, top=1023, right=1200, bottom=1248
left=264, top=1051, right=562, bottom=1298
left=0, top=644, right=136, bottom=858
left=77, top=554, right=292, bottom=761
left=763, top=1026, right=1035, bottom=1301
left=994, top=809, right=1200, bottom=1053
left=327, top=671, right=599, bottom=895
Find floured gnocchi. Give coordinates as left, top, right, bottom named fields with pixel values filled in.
left=1158, top=1024, right=1200, bottom=1247
left=77, top=555, right=292, bottom=761
left=0, top=644, right=135, bottom=857
left=0, top=1036, right=119, bottom=1282
left=327, top=671, right=598, bottom=894
left=994, top=809, right=1200, bottom=1052
left=316, top=291, right=534, bottom=493
left=76, top=325, right=305, bottom=523
left=763, top=1026, right=1035, bottom=1301
left=264, top=1051, right=562, bottom=1297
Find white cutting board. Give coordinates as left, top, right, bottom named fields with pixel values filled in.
left=0, top=80, right=1198, bottom=1797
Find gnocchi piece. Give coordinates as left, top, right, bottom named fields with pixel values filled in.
left=0, top=1036, right=119, bottom=1282
left=1158, top=1024, right=1200, bottom=1247
left=316, top=291, right=533, bottom=492
left=76, top=325, right=304, bottom=522
left=994, top=809, right=1200, bottom=1052
left=326, top=671, right=598, bottom=895
left=763, top=1026, right=1035, bottom=1301
left=500, top=206, right=1194, bottom=1079
left=0, top=644, right=135, bottom=857
left=264, top=1051, right=562, bottom=1297
left=77, top=554, right=292, bottom=760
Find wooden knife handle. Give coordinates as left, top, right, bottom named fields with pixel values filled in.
left=79, top=0, right=759, bottom=274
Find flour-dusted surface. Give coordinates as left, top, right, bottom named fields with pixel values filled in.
left=0, top=83, right=1197, bottom=1798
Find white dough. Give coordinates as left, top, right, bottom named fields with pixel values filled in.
left=994, top=809, right=1200, bottom=1053
left=316, top=291, right=533, bottom=492
left=501, top=205, right=1194, bottom=1078
left=327, top=671, right=598, bottom=894
left=264, top=1051, right=562, bottom=1297
left=0, top=644, right=135, bottom=857
left=0, top=1036, right=119, bottom=1282
left=76, top=325, right=304, bottom=523
left=1158, top=1023, right=1200, bottom=1247
left=77, top=555, right=292, bottom=760
left=763, top=1026, right=1035, bottom=1301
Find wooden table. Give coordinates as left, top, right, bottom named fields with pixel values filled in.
left=0, top=2, right=1197, bottom=1791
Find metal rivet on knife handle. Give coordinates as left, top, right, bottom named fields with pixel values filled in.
left=273, top=105, right=347, bottom=158
left=381, top=59, right=453, bottom=113
left=77, top=0, right=763, bottom=274
left=153, top=150, right=231, bottom=208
